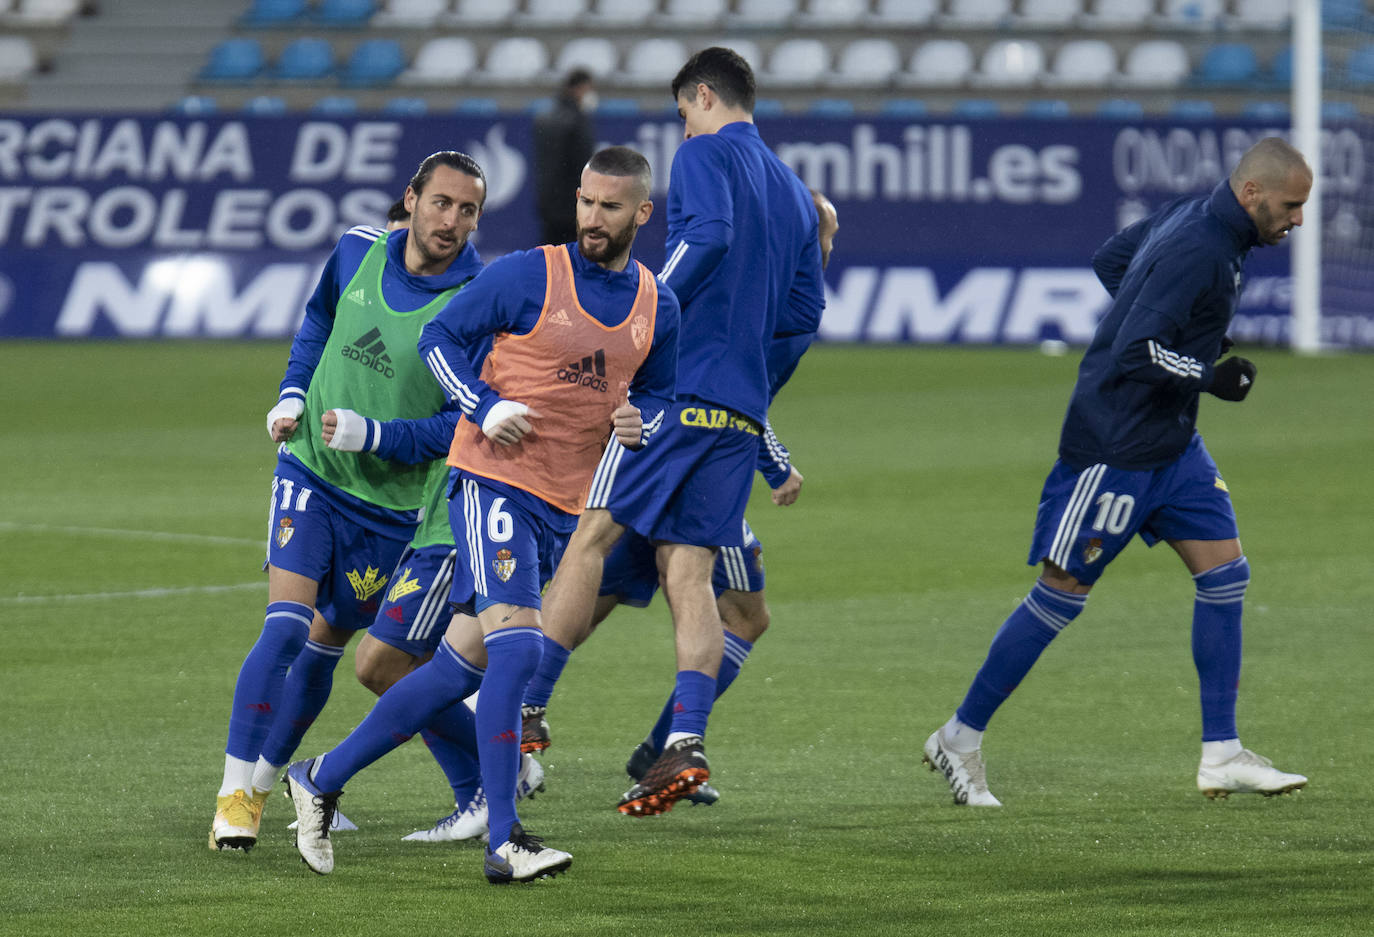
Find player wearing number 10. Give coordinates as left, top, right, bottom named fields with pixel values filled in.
left=923, top=137, right=1312, bottom=806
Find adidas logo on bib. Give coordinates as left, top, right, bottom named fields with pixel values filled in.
left=342, top=326, right=395, bottom=379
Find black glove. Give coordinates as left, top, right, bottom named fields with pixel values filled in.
left=1218, top=335, right=1234, bottom=358
left=1207, top=356, right=1257, bottom=401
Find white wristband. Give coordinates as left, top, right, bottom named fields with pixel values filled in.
left=481, top=399, right=529, bottom=438
left=326, top=408, right=371, bottom=452
left=266, top=397, right=304, bottom=438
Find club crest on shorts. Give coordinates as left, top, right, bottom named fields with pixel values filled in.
left=493, top=548, right=516, bottom=582
left=275, top=516, right=294, bottom=549
left=1083, top=537, right=1104, bottom=565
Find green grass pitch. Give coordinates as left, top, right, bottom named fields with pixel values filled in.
left=1, top=341, right=1370, bottom=936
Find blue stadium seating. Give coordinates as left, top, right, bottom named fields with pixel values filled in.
left=1097, top=98, right=1146, bottom=119
left=1023, top=99, right=1071, bottom=118
left=244, top=95, right=289, bottom=115
left=1322, top=100, right=1359, bottom=120
left=1170, top=99, right=1216, bottom=119
left=382, top=96, right=428, bottom=115
left=753, top=99, right=786, bottom=117
left=1322, top=0, right=1366, bottom=29
left=952, top=99, right=1001, bottom=118
left=275, top=37, right=335, bottom=80
left=173, top=95, right=218, bottom=114
left=239, top=0, right=308, bottom=27
left=339, top=38, right=405, bottom=86
left=880, top=99, right=928, bottom=118
left=810, top=98, right=857, bottom=117
left=314, top=0, right=377, bottom=26
left=313, top=95, right=360, bottom=114
left=1345, top=43, right=1374, bottom=85
left=1240, top=100, right=1289, bottom=121
left=454, top=97, right=502, bottom=116
left=1269, top=46, right=1329, bottom=86
left=200, top=38, right=265, bottom=82
left=1196, top=43, right=1259, bottom=85
left=595, top=98, right=642, bottom=116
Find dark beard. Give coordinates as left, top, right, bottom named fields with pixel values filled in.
left=577, top=223, right=635, bottom=264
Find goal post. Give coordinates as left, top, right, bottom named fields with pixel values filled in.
left=1289, top=0, right=1322, bottom=353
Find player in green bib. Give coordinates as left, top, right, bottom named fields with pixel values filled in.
left=210, top=152, right=487, bottom=853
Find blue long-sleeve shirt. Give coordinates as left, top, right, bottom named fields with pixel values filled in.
left=658, top=122, right=824, bottom=424
left=1059, top=179, right=1261, bottom=470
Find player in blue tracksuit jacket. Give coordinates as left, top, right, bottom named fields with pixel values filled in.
left=531, top=47, right=826, bottom=818
left=923, top=137, right=1313, bottom=807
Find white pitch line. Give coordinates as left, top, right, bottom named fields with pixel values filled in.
left=1, top=582, right=264, bottom=605
left=0, top=521, right=264, bottom=549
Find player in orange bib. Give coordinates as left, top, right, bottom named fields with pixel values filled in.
left=283, top=146, right=679, bottom=884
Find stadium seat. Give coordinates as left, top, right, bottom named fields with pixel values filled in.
left=339, top=38, right=405, bottom=87
left=659, top=0, right=728, bottom=27
left=1322, top=100, right=1359, bottom=119
left=1240, top=99, right=1290, bottom=120
left=313, top=95, right=359, bottom=114
left=313, top=0, right=377, bottom=26
left=729, top=0, right=799, bottom=28
left=1024, top=98, right=1072, bottom=118
left=479, top=37, right=550, bottom=85
left=1044, top=39, right=1118, bottom=87
left=829, top=38, right=902, bottom=87
left=708, top=39, right=763, bottom=71
left=1268, top=45, right=1330, bottom=85
left=275, top=38, right=336, bottom=81
left=868, top=0, right=939, bottom=26
left=799, top=0, right=868, bottom=26
left=595, top=97, right=641, bottom=115
left=974, top=39, right=1046, bottom=87
left=1080, top=0, right=1152, bottom=28
left=1346, top=43, right=1374, bottom=85
left=940, top=0, right=1013, bottom=28
left=1322, top=0, right=1366, bottom=29
left=1170, top=99, right=1216, bottom=119
left=952, top=98, right=1002, bottom=117
left=1015, top=0, right=1081, bottom=27
left=0, top=35, right=38, bottom=82
left=383, top=96, right=428, bottom=115
left=810, top=98, right=857, bottom=116
left=1227, top=0, right=1290, bottom=30
left=400, top=37, right=477, bottom=85
left=518, top=0, right=588, bottom=27
left=1119, top=39, right=1190, bottom=86
left=449, top=0, right=517, bottom=26
left=1096, top=97, right=1145, bottom=118
left=763, top=38, right=830, bottom=87
left=900, top=39, right=975, bottom=87
left=1155, top=0, right=1224, bottom=28
left=880, top=98, right=929, bottom=117
left=622, top=38, right=688, bottom=87
left=239, top=0, right=308, bottom=26
left=1196, top=43, right=1260, bottom=84
left=12, top=0, right=81, bottom=24
left=373, top=0, right=446, bottom=27
left=173, top=95, right=218, bottom=114
left=552, top=37, right=619, bottom=81
left=243, top=95, right=288, bottom=115
left=200, top=38, right=266, bottom=82
left=454, top=97, right=501, bottom=115
left=588, top=0, right=656, bottom=27
left=753, top=98, right=786, bottom=116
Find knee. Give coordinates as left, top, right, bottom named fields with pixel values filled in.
left=354, top=656, right=391, bottom=696
left=1194, top=555, right=1250, bottom=599
left=722, top=598, right=769, bottom=642
left=354, top=640, right=411, bottom=696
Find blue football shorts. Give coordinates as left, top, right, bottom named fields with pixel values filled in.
left=600, top=520, right=767, bottom=608
left=447, top=473, right=573, bottom=615
left=1027, top=433, right=1239, bottom=586
left=586, top=400, right=760, bottom=548
left=265, top=461, right=410, bottom=631
left=367, top=544, right=457, bottom=658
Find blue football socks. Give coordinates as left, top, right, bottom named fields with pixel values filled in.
left=665, top=669, right=717, bottom=741
left=311, top=640, right=485, bottom=793
left=956, top=580, right=1088, bottom=731
left=649, top=631, right=751, bottom=753
left=521, top=633, right=572, bottom=708
left=477, top=627, right=543, bottom=848
left=225, top=600, right=313, bottom=762
left=1192, top=556, right=1249, bottom=742
left=259, top=639, right=344, bottom=768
